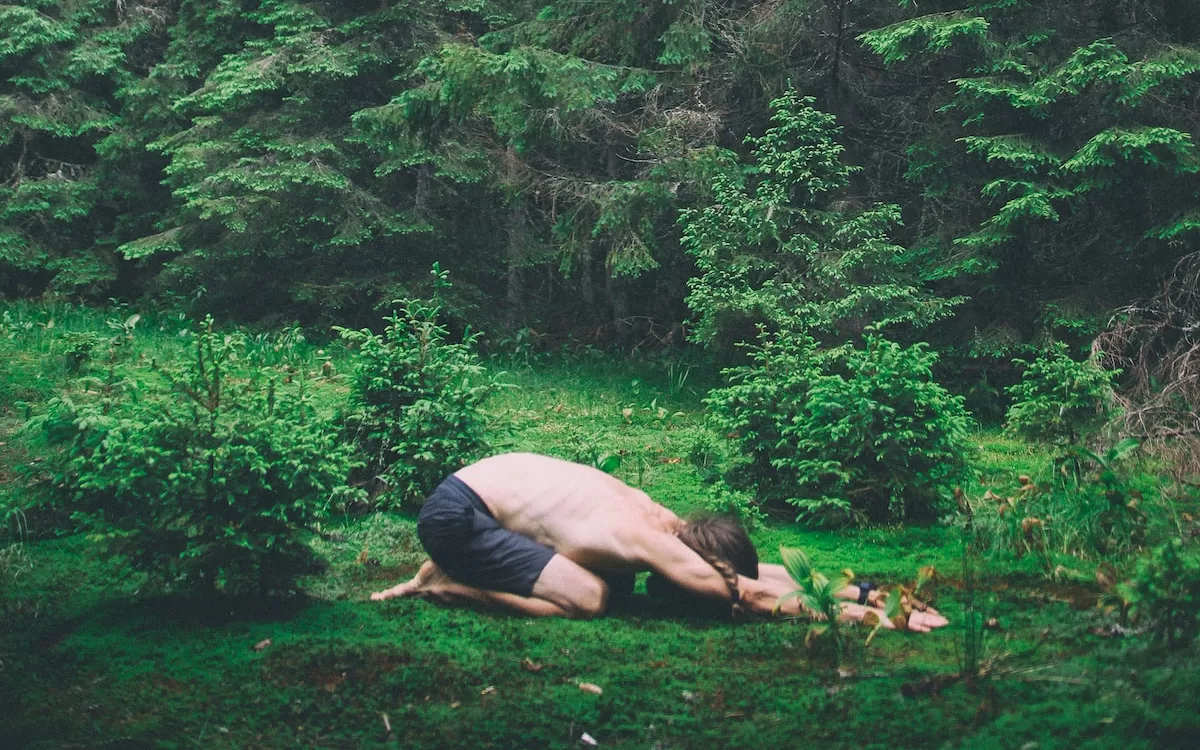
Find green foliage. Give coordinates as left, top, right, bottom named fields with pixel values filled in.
left=861, top=2, right=1200, bottom=353
left=858, top=12, right=990, bottom=66
left=30, top=316, right=357, bottom=596
left=0, top=0, right=165, bottom=294
left=681, top=89, right=960, bottom=348
left=967, top=461, right=1151, bottom=573
left=338, top=268, right=503, bottom=508
left=1004, top=342, right=1119, bottom=446
left=708, top=330, right=973, bottom=525
left=776, top=545, right=853, bottom=662
left=1117, top=538, right=1200, bottom=647
left=133, top=0, right=487, bottom=319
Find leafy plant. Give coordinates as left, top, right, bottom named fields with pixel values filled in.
left=0, top=501, right=31, bottom=585
left=33, top=317, right=358, bottom=597
left=776, top=546, right=854, bottom=663
left=338, top=267, right=504, bottom=508
left=965, top=448, right=1151, bottom=575
left=709, top=330, right=974, bottom=524
left=1114, top=538, right=1200, bottom=647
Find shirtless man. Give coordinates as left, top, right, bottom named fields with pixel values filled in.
left=370, top=453, right=947, bottom=633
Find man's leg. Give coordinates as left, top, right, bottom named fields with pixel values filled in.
left=371, top=554, right=610, bottom=619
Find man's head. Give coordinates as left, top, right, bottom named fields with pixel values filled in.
left=675, top=514, right=758, bottom=579
left=646, top=514, right=758, bottom=615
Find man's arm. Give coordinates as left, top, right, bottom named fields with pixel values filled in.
left=736, top=565, right=949, bottom=632
left=755, top=563, right=940, bottom=616
left=632, top=530, right=745, bottom=604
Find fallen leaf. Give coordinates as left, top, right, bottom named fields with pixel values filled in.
left=481, top=685, right=496, bottom=696
left=252, top=638, right=272, bottom=652
left=579, top=682, right=603, bottom=695
left=450, top=701, right=461, bottom=709
left=521, top=657, right=544, bottom=673
left=580, top=732, right=598, bottom=746
left=621, top=408, right=634, bottom=420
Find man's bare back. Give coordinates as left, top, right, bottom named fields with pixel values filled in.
left=454, top=453, right=680, bottom=573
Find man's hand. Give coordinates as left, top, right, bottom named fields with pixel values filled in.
left=872, top=590, right=940, bottom=617
left=903, top=609, right=949, bottom=633
left=841, top=602, right=950, bottom=633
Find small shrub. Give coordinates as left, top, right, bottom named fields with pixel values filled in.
left=709, top=330, right=973, bottom=524
left=777, top=546, right=854, bottom=663
left=1116, top=538, right=1200, bottom=647
left=338, top=267, right=503, bottom=508
left=686, top=430, right=728, bottom=484
left=555, top=427, right=622, bottom=474
left=34, top=318, right=358, bottom=597
left=1005, top=342, right=1119, bottom=447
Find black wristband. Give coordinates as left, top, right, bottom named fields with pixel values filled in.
left=856, top=581, right=875, bottom=606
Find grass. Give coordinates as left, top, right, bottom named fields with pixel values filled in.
left=2, top=302, right=1200, bottom=748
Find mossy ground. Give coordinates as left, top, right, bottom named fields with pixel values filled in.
left=2, top=303, right=1199, bottom=749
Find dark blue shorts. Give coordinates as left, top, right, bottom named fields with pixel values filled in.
left=416, top=476, right=556, bottom=597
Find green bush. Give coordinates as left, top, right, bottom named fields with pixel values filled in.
left=338, top=268, right=503, bottom=508
left=1117, top=538, right=1200, bottom=647
left=708, top=331, right=973, bottom=524
left=33, top=318, right=358, bottom=597
left=1005, top=342, right=1119, bottom=446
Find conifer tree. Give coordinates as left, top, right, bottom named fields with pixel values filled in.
left=681, top=88, right=960, bottom=349
left=859, top=0, right=1200, bottom=354
left=0, top=1, right=172, bottom=295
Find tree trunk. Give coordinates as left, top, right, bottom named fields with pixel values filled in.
left=506, top=205, right=525, bottom=330
left=605, top=266, right=629, bottom=348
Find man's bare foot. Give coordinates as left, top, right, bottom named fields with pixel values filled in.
left=370, top=560, right=444, bottom=601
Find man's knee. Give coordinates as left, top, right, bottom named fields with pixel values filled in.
left=532, top=554, right=611, bottom=618
left=568, top=576, right=609, bottom=619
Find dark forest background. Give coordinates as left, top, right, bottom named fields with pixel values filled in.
left=2, top=1, right=1196, bottom=334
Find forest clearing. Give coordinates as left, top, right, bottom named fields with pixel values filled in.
left=1, top=303, right=1197, bottom=748
left=3, top=1, right=1200, bottom=748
